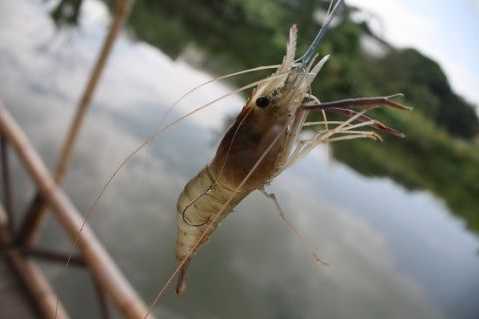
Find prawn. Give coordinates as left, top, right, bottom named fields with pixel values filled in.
left=174, top=0, right=411, bottom=296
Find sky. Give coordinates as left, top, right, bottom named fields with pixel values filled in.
left=347, top=0, right=479, bottom=108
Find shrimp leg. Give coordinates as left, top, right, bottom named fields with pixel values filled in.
left=302, top=94, right=411, bottom=138
left=302, top=94, right=412, bottom=111
left=261, top=189, right=329, bottom=266
left=319, top=107, right=405, bottom=138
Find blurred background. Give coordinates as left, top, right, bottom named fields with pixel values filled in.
left=1, top=0, right=478, bottom=318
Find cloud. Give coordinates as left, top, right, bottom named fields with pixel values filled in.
left=471, top=0, right=479, bottom=12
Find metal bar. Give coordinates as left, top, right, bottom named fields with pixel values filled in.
left=54, top=0, right=133, bottom=182
left=15, top=193, right=43, bottom=245
left=91, top=271, right=112, bottom=319
left=17, top=0, right=134, bottom=247
left=21, top=247, right=86, bottom=268
left=1, top=245, right=86, bottom=267
left=1, top=136, right=14, bottom=233
left=0, top=103, right=154, bottom=318
left=0, top=205, right=70, bottom=319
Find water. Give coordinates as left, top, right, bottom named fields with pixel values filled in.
left=1, top=1, right=478, bottom=318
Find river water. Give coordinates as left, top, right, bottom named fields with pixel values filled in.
left=1, top=1, right=478, bottom=318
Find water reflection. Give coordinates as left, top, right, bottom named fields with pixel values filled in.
left=1, top=1, right=478, bottom=319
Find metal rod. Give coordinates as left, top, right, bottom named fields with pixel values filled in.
left=54, top=0, right=133, bottom=183
left=91, top=271, right=112, bottom=319
left=17, top=0, right=134, bottom=247
left=20, top=247, right=86, bottom=268
left=0, top=103, right=154, bottom=318
left=2, top=244, right=86, bottom=267
left=1, top=136, right=14, bottom=233
left=0, top=205, right=70, bottom=319
left=15, top=193, right=44, bottom=246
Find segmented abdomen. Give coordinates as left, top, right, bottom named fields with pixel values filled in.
left=175, top=166, right=248, bottom=263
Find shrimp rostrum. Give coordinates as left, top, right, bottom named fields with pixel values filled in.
left=175, top=1, right=410, bottom=295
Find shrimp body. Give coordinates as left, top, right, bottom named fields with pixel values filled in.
left=175, top=25, right=322, bottom=294
left=175, top=18, right=410, bottom=293
left=176, top=107, right=291, bottom=291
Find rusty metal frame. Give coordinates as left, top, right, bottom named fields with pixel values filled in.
left=0, top=0, right=158, bottom=318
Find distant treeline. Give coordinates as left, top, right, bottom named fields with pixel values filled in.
left=51, top=0, right=479, bottom=233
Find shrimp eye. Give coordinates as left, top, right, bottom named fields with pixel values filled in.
left=255, top=96, right=270, bottom=108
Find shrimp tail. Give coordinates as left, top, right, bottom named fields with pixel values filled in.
left=176, top=258, right=191, bottom=295
left=175, top=166, right=247, bottom=295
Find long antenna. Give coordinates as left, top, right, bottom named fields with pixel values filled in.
left=298, top=0, right=344, bottom=66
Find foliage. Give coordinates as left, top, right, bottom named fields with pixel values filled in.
left=333, top=110, right=479, bottom=232
left=364, top=49, right=479, bottom=138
